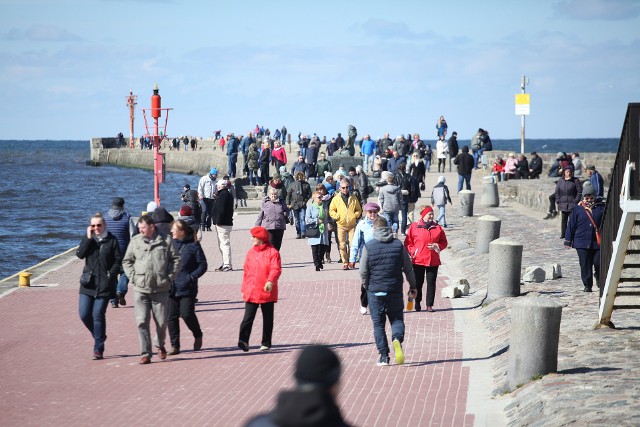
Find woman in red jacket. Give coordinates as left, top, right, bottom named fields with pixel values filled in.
left=404, top=206, right=448, bottom=312
left=238, top=226, right=283, bottom=352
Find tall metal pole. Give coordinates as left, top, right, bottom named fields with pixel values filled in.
left=520, top=76, right=526, bottom=154
left=126, top=91, right=137, bottom=149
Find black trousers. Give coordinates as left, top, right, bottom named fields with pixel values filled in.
left=268, top=229, right=284, bottom=251
left=560, top=211, right=570, bottom=237
left=201, top=198, right=214, bottom=229
left=576, top=248, right=601, bottom=289
left=360, top=284, right=368, bottom=308
left=259, top=163, right=270, bottom=185
left=412, top=264, right=439, bottom=307
left=311, top=244, right=326, bottom=268
left=239, top=302, right=274, bottom=348
left=548, top=194, right=557, bottom=213
left=167, top=295, right=202, bottom=349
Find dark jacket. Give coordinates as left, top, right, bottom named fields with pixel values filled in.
left=564, top=201, right=604, bottom=249
left=76, top=233, right=121, bottom=298
left=555, top=176, right=583, bottom=212
left=360, top=226, right=416, bottom=293
left=245, top=388, right=351, bottom=427
left=104, top=208, right=132, bottom=256
left=152, top=207, right=174, bottom=236
left=171, top=235, right=208, bottom=298
left=212, top=188, right=234, bottom=226
left=448, top=135, right=459, bottom=157
left=529, top=156, right=543, bottom=177
left=247, top=146, right=259, bottom=170
left=286, top=180, right=312, bottom=210
left=454, top=151, right=474, bottom=175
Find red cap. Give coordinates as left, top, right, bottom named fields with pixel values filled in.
left=420, top=206, right=434, bottom=217
left=179, top=205, right=193, bottom=216
left=250, top=226, right=270, bottom=242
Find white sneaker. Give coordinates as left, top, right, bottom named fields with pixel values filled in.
left=259, top=345, right=270, bottom=351
left=359, top=306, right=367, bottom=315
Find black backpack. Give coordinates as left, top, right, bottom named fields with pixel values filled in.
left=185, top=190, right=202, bottom=224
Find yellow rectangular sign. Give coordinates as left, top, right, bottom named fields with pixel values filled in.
left=515, top=94, right=530, bottom=115
left=515, top=94, right=530, bottom=105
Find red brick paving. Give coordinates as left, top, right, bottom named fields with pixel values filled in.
left=0, top=212, right=473, bottom=426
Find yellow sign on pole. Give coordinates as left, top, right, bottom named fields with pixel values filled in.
left=515, top=94, right=530, bottom=115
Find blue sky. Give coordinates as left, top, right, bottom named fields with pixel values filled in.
left=1, top=0, right=639, bottom=141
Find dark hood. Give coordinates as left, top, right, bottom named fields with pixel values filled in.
left=152, top=207, right=174, bottom=224
left=269, top=389, right=349, bottom=427
left=108, top=208, right=126, bottom=220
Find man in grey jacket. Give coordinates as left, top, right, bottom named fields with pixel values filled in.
left=360, top=216, right=416, bottom=366
left=378, top=172, right=402, bottom=235
left=122, top=214, right=181, bottom=364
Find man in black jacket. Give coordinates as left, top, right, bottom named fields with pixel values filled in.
left=453, top=145, right=475, bottom=192
left=211, top=180, right=235, bottom=271
left=529, top=151, right=543, bottom=179
left=359, top=216, right=416, bottom=366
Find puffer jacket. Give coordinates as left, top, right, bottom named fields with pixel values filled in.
left=241, top=242, right=282, bottom=304
left=329, top=193, right=362, bottom=229
left=171, top=235, right=208, bottom=298
left=378, top=183, right=402, bottom=213
left=404, top=219, right=448, bottom=267
left=360, top=226, right=416, bottom=293
left=256, top=198, right=289, bottom=230
left=122, top=231, right=181, bottom=294
left=76, top=233, right=121, bottom=298
left=555, top=176, right=583, bottom=212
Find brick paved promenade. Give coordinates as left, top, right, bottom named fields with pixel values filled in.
left=0, top=171, right=494, bottom=427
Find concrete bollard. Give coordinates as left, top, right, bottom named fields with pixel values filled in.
left=459, top=190, right=475, bottom=217
left=476, top=215, right=501, bottom=254
left=508, top=297, right=563, bottom=390
left=481, top=181, right=500, bottom=207
left=487, top=238, right=522, bottom=301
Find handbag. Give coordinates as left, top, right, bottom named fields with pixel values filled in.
left=305, top=223, right=320, bottom=238
left=80, top=270, right=95, bottom=287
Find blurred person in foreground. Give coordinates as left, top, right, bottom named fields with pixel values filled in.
left=238, top=226, right=282, bottom=352
left=245, top=344, right=351, bottom=427
left=76, top=213, right=122, bottom=360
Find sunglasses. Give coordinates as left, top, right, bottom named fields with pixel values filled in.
left=90, top=224, right=104, bottom=228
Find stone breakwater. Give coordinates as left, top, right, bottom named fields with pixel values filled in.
left=444, top=199, right=640, bottom=426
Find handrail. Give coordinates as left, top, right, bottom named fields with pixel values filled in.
left=599, top=103, right=640, bottom=295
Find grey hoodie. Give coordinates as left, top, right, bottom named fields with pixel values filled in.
left=378, top=183, right=402, bottom=213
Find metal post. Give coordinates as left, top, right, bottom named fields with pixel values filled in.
left=520, top=76, right=527, bottom=154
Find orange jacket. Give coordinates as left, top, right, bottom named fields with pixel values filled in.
left=241, top=243, right=282, bottom=303
left=404, top=220, right=448, bottom=267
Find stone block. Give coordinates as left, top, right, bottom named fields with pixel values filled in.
left=543, top=263, right=562, bottom=280
left=523, top=266, right=546, bottom=283
left=455, top=279, right=470, bottom=296
left=441, top=286, right=462, bottom=299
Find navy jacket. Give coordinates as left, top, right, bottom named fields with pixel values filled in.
left=171, top=236, right=208, bottom=298
left=564, top=202, right=604, bottom=249
left=360, top=227, right=416, bottom=293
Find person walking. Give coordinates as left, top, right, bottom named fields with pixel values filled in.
left=256, top=186, right=289, bottom=251
left=76, top=213, right=122, bottom=360
left=432, top=176, right=453, bottom=228
left=247, top=143, right=260, bottom=186
left=555, top=166, right=583, bottom=238
left=211, top=179, right=235, bottom=271
left=167, top=219, right=207, bottom=355
left=436, top=135, right=449, bottom=173
left=104, top=197, right=134, bottom=308
left=305, top=191, right=330, bottom=271
left=404, top=206, right=448, bottom=312
left=286, top=172, right=312, bottom=239
left=378, top=172, right=402, bottom=235
left=349, top=202, right=381, bottom=315
left=564, top=184, right=604, bottom=293
left=359, top=216, right=417, bottom=366
left=330, top=178, right=363, bottom=270
left=585, top=164, right=605, bottom=200
left=453, top=146, right=474, bottom=192
left=238, top=226, right=282, bottom=352
left=226, top=133, right=240, bottom=179
left=197, top=167, right=219, bottom=231
left=122, top=214, right=181, bottom=364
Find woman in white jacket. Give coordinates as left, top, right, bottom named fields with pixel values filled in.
left=436, top=135, right=449, bottom=173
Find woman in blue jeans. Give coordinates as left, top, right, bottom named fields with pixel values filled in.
left=76, top=213, right=122, bottom=360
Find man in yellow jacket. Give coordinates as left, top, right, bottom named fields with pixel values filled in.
left=330, top=178, right=363, bottom=270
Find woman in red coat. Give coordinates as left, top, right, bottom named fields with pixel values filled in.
left=404, top=206, right=448, bottom=312
left=238, top=226, right=282, bottom=352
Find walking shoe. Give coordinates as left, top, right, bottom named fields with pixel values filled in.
left=238, top=340, right=249, bottom=352
left=92, top=351, right=103, bottom=360
left=543, top=212, right=553, bottom=220
left=296, top=235, right=302, bottom=239
left=415, top=303, right=422, bottom=312
left=325, top=253, right=332, bottom=263
left=343, top=264, right=349, bottom=271
left=157, top=347, right=167, bottom=360
left=111, top=301, right=119, bottom=308
left=215, top=265, right=224, bottom=271
left=584, top=286, right=593, bottom=292
left=377, top=355, right=390, bottom=366
left=168, top=347, right=180, bottom=356
left=393, top=339, right=404, bottom=365
left=259, top=345, right=270, bottom=351
left=194, top=336, right=203, bottom=351
left=221, top=265, right=232, bottom=272
left=139, top=355, right=151, bottom=364
left=116, top=292, right=126, bottom=306
left=426, top=306, right=434, bottom=312
left=551, top=211, right=558, bottom=218
left=359, top=306, right=368, bottom=315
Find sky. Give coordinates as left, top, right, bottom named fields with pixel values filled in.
left=1, top=0, right=639, bottom=141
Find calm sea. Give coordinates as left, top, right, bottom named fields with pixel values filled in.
left=0, top=138, right=618, bottom=280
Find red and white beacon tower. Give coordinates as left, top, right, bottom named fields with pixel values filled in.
left=142, top=83, right=172, bottom=206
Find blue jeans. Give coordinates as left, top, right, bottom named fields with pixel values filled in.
left=424, top=158, right=431, bottom=173
left=473, top=147, right=485, bottom=168
left=294, top=208, right=306, bottom=236
left=79, top=294, right=109, bottom=353
left=400, top=200, right=409, bottom=234
left=110, top=270, right=129, bottom=305
left=248, top=169, right=258, bottom=185
left=383, top=211, right=399, bottom=234
left=367, top=291, right=405, bottom=356
left=436, top=204, right=446, bottom=226
left=457, top=174, right=471, bottom=192
left=227, top=153, right=238, bottom=178
left=363, top=154, right=373, bottom=171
